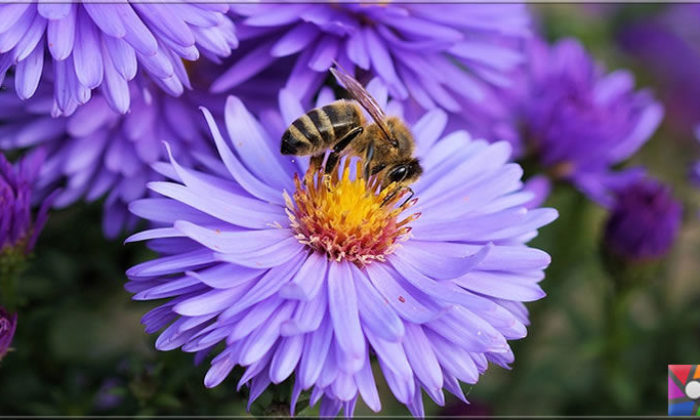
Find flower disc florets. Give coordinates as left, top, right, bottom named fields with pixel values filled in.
left=286, top=160, right=418, bottom=265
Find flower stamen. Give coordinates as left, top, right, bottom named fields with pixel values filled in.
left=285, top=159, right=418, bottom=265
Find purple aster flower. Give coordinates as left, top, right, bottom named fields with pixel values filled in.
left=0, top=307, right=17, bottom=361
left=604, top=177, right=681, bottom=261
left=0, top=75, right=225, bottom=238
left=0, top=148, right=53, bottom=255
left=215, top=4, right=531, bottom=136
left=513, top=38, right=663, bottom=207
left=125, top=89, right=556, bottom=416
left=0, top=3, right=237, bottom=116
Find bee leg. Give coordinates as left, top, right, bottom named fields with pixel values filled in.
left=381, top=186, right=414, bottom=207
left=325, top=126, right=364, bottom=174
left=398, top=187, right=415, bottom=207
left=381, top=186, right=401, bottom=207
left=310, top=154, right=324, bottom=171
left=363, top=141, right=374, bottom=180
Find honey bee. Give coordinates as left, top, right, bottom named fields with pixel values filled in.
left=280, top=65, right=422, bottom=201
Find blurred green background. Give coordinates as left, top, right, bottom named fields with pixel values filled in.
left=2, top=4, right=700, bottom=417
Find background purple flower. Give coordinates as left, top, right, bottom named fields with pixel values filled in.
left=0, top=307, right=17, bottom=361
left=0, top=76, right=225, bottom=238
left=0, top=148, right=53, bottom=255
left=125, top=89, right=556, bottom=416
left=512, top=38, right=663, bottom=207
left=0, top=2, right=237, bottom=116
left=603, top=177, right=681, bottom=261
left=215, top=4, right=531, bottom=138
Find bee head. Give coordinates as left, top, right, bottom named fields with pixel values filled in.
left=384, top=158, right=423, bottom=188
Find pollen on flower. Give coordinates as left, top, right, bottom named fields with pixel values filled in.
left=285, top=159, right=419, bottom=265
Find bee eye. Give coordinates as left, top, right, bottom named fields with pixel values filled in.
left=389, top=166, right=408, bottom=183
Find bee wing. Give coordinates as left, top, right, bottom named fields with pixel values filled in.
left=330, top=65, right=395, bottom=144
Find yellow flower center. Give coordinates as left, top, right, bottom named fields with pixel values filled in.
left=285, top=159, right=419, bottom=265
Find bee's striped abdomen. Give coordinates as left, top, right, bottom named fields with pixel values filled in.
left=292, top=115, right=324, bottom=147
left=321, top=103, right=362, bottom=142
left=280, top=100, right=364, bottom=156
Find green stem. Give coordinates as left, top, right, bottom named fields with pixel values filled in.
left=0, top=249, right=28, bottom=312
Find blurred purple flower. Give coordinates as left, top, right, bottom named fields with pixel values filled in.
left=619, top=5, right=700, bottom=135
left=0, top=3, right=237, bottom=116
left=216, top=4, right=531, bottom=136
left=125, top=90, right=556, bottom=416
left=0, top=307, right=17, bottom=361
left=0, top=76, right=225, bottom=238
left=0, top=149, right=54, bottom=255
left=604, top=177, right=681, bottom=261
left=515, top=38, right=663, bottom=207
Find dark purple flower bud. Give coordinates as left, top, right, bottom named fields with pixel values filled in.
left=0, top=307, right=17, bottom=361
left=604, top=178, right=682, bottom=261
left=0, top=150, right=54, bottom=256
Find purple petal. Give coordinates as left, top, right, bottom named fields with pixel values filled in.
left=83, top=4, right=127, bottom=38
left=14, top=44, right=44, bottom=100
left=175, top=221, right=292, bottom=255
left=271, top=24, right=318, bottom=57
left=403, top=323, right=443, bottom=391
left=327, top=262, right=366, bottom=367
left=308, top=36, right=339, bottom=71
left=346, top=28, right=369, bottom=70
left=204, top=353, right=236, bottom=388
left=133, top=4, right=195, bottom=47
left=126, top=249, right=216, bottom=279
left=214, top=236, right=303, bottom=269
left=0, top=6, right=34, bottom=54
left=244, top=5, right=307, bottom=26
left=354, top=269, right=405, bottom=342
left=117, top=4, right=158, bottom=56
left=227, top=296, right=284, bottom=342
left=211, top=40, right=276, bottom=92
left=217, top=254, right=304, bottom=319
left=454, top=270, right=546, bottom=302
left=298, top=320, right=333, bottom=389
left=129, top=197, right=222, bottom=226
left=199, top=106, right=285, bottom=204
left=186, top=264, right=263, bottom=290
left=364, top=263, right=441, bottom=323
left=363, top=27, right=406, bottom=98
left=279, top=252, right=327, bottom=300
left=282, top=280, right=327, bottom=335
left=147, top=181, right=286, bottom=230
left=103, top=35, right=137, bottom=80
left=73, top=9, right=104, bottom=89
left=364, top=327, right=413, bottom=382
left=269, top=334, right=304, bottom=384
left=413, top=109, right=448, bottom=157
left=427, top=330, right=479, bottom=384
left=136, top=45, right=174, bottom=79
left=100, top=38, right=129, bottom=113
left=0, top=4, right=30, bottom=33
left=223, top=96, right=295, bottom=190
left=354, top=353, right=381, bottom=412
left=396, top=242, right=490, bottom=280
left=238, top=302, right=295, bottom=365
left=378, top=359, right=414, bottom=404
left=47, top=6, right=76, bottom=60
left=12, top=12, right=46, bottom=62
